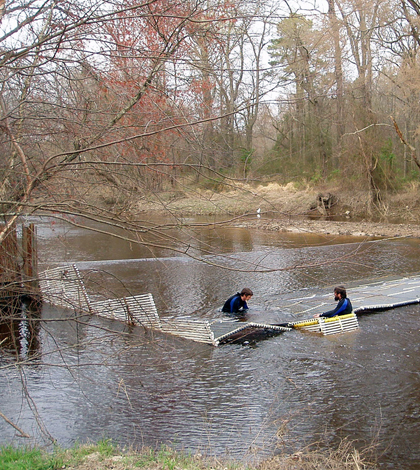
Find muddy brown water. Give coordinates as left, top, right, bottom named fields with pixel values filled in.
left=1, top=216, right=420, bottom=468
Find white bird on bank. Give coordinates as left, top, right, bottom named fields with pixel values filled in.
left=257, top=208, right=261, bottom=218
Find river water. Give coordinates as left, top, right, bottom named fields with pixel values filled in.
left=1, top=215, right=420, bottom=468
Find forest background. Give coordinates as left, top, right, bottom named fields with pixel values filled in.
left=2, top=0, right=420, bottom=246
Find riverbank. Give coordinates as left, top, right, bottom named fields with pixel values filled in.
left=0, top=440, right=377, bottom=470
left=133, top=182, right=420, bottom=239
left=236, top=217, right=420, bottom=239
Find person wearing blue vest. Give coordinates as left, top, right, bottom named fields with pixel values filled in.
left=313, top=286, right=352, bottom=318
left=222, top=288, right=253, bottom=314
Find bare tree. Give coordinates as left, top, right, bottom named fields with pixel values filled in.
left=0, top=1, right=226, bottom=242
left=327, top=0, right=345, bottom=157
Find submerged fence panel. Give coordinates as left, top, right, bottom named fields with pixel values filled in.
left=160, top=318, right=216, bottom=345
left=89, top=294, right=162, bottom=330
left=38, top=265, right=218, bottom=345
left=38, top=265, right=91, bottom=312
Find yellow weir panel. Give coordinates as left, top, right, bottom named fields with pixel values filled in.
left=290, top=313, right=359, bottom=335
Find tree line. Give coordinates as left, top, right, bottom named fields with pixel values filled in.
left=1, top=0, right=420, bottom=239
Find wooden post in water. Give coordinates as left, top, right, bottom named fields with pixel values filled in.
left=1, top=223, right=42, bottom=353
left=0, top=223, right=41, bottom=304
left=0, top=224, right=20, bottom=303
left=22, top=223, right=41, bottom=303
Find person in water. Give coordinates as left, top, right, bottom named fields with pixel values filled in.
left=222, top=288, right=253, bottom=314
left=313, top=286, right=353, bottom=318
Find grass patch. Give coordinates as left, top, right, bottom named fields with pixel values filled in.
left=0, top=441, right=247, bottom=470
left=0, top=439, right=377, bottom=470
left=0, top=445, right=57, bottom=470
left=0, top=440, right=115, bottom=470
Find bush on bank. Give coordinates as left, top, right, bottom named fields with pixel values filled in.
left=0, top=439, right=377, bottom=470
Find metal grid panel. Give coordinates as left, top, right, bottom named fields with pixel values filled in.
left=319, top=314, right=359, bottom=335
left=39, top=265, right=91, bottom=312
left=39, top=266, right=214, bottom=344
left=89, top=294, right=162, bottom=329
left=160, top=318, right=216, bottom=345
left=290, top=313, right=359, bottom=335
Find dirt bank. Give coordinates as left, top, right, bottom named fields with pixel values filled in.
left=237, top=217, right=420, bottom=238
left=135, top=182, right=420, bottom=239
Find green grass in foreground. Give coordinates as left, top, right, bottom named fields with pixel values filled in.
left=0, top=440, right=110, bottom=470
left=0, top=438, right=377, bottom=470
left=0, top=440, right=247, bottom=470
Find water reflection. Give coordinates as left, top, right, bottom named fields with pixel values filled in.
left=0, top=300, right=42, bottom=359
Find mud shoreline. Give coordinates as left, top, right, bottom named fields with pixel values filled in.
left=234, top=216, right=420, bottom=239
left=134, top=183, right=420, bottom=239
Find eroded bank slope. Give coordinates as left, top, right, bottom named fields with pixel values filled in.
left=133, top=182, right=420, bottom=238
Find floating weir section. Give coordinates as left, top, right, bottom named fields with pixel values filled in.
left=39, top=266, right=420, bottom=345
left=289, top=313, right=359, bottom=335
left=39, top=265, right=220, bottom=345
left=276, top=276, right=420, bottom=317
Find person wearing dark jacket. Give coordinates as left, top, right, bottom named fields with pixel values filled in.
left=314, top=286, right=352, bottom=318
left=222, top=288, right=253, bottom=314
